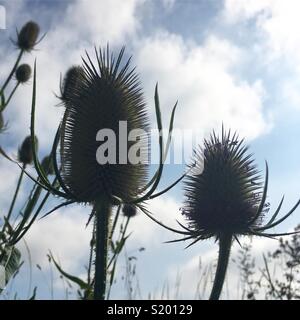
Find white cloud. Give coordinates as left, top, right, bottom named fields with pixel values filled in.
left=222, top=0, right=300, bottom=112
left=54, top=0, right=144, bottom=47
left=223, top=0, right=273, bottom=23
left=162, top=0, right=176, bottom=11
left=282, top=79, right=300, bottom=110
left=223, top=0, right=300, bottom=63
left=135, top=31, right=270, bottom=141
left=1, top=0, right=271, bottom=155
left=127, top=195, right=183, bottom=246
left=21, top=205, right=92, bottom=272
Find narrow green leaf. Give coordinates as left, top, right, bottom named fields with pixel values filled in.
left=49, top=252, right=90, bottom=291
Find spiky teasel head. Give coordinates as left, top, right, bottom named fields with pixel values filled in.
left=122, top=204, right=137, bottom=218
left=180, top=129, right=300, bottom=244
left=183, top=130, right=262, bottom=239
left=16, top=21, right=40, bottom=52
left=15, top=64, right=31, bottom=83
left=41, top=155, right=54, bottom=176
left=18, top=135, right=38, bottom=166
left=59, top=66, right=86, bottom=103
left=59, top=47, right=149, bottom=204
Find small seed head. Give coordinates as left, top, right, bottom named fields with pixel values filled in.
left=17, top=21, right=40, bottom=52
left=41, top=155, right=54, bottom=175
left=122, top=204, right=137, bottom=218
left=60, top=66, right=86, bottom=103
left=18, top=135, right=38, bottom=165
left=16, top=64, right=32, bottom=83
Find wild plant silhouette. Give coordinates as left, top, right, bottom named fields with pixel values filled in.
left=0, top=20, right=300, bottom=301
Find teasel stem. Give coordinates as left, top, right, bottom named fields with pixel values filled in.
left=94, top=198, right=111, bottom=300
left=3, top=82, right=20, bottom=108
left=209, top=233, right=233, bottom=300
left=87, top=220, right=96, bottom=287
left=0, top=50, right=24, bottom=96
left=6, top=163, right=26, bottom=226
left=110, top=205, right=121, bottom=240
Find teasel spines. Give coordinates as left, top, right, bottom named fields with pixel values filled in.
left=16, top=21, right=40, bottom=52
left=183, top=129, right=263, bottom=239
left=59, top=47, right=149, bottom=204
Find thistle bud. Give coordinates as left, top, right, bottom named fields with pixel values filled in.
left=17, top=21, right=40, bottom=52
left=18, top=135, right=38, bottom=165
left=122, top=204, right=137, bottom=218
left=41, top=155, right=54, bottom=175
left=15, top=64, right=31, bottom=83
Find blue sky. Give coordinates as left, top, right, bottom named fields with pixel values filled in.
left=1, top=0, right=300, bottom=299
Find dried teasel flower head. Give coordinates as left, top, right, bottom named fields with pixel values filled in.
left=122, top=204, right=137, bottom=218
left=59, top=47, right=149, bottom=204
left=182, top=129, right=264, bottom=239
left=41, top=155, right=54, bottom=175
left=15, top=64, right=31, bottom=83
left=59, top=66, right=86, bottom=103
left=18, top=135, right=38, bottom=165
left=180, top=128, right=300, bottom=245
left=16, top=21, right=40, bottom=52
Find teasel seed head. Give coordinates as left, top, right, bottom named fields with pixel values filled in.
left=122, top=204, right=137, bottom=218
left=17, top=21, right=40, bottom=52
left=182, top=130, right=263, bottom=239
left=59, top=66, right=86, bottom=103
left=59, top=47, right=149, bottom=204
left=41, top=155, right=54, bottom=175
left=15, top=64, right=31, bottom=83
left=18, top=135, right=38, bottom=165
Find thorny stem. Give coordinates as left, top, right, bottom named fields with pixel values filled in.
left=94, top=199, right=111, bottom=300
left=209, top=233, right=233, bottom=300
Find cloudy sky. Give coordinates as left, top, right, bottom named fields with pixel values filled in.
left=1, top=0, right=300, bottom=299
